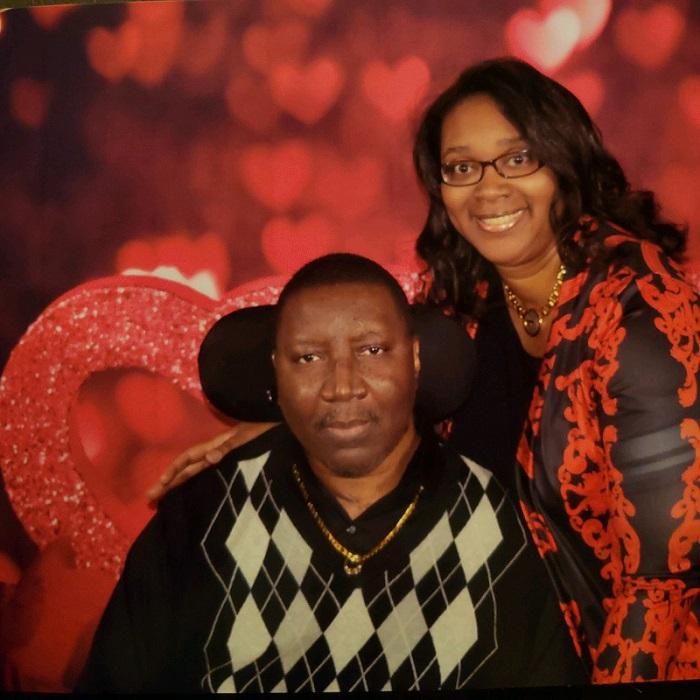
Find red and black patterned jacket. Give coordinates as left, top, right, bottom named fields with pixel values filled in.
left=517, top=220, right=700, bottom=682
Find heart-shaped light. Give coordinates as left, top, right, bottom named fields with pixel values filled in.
left=242, top=20, right=310, bottom=74
left=361, top=56, right=431, bottom=122
left=539, top=0, right=611, bottom=49
left=239, top=139, right=314, bottom=211
left=260, top=214, right=340, bottom=274
left=614, top=3, right=686, bottom=70
left=505, top=7, right=581, bottom=72
left=268, top=57, right=345, bottom=124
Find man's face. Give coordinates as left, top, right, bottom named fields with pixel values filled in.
left=273, top=282, right=420, bottom=478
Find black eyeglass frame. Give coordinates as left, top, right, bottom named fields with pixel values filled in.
left=440, top=149, right=544, bottom=187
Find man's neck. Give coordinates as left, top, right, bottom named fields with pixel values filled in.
left=307, top=428, right=421, bottom=520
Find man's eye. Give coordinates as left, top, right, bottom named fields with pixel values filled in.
left=296, top=353, right=320, bottom=364
left=359, top=345, right=385, bottom=356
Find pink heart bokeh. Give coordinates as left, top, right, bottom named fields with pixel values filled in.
left=561, top=70, right=605, bottom=117
left=242, top=20, right=311, bottom=75
left=239, top=139, right=314, bottom=211
left=539, top=0, right=611, bottom=49
left=361, top=56, right=431, bottom=122
left=679, top=75, right=700, bottom=128
left=614, top=3, right=686, bottom=70
left=269, top=57, right=345, bottom=124
left=505, top=7, right=580, bottom=72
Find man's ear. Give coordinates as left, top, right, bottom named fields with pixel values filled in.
left=412, top=336, right=421, bottom=378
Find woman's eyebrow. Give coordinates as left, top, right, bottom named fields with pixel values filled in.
left=442, top=136, right=525, bottom=158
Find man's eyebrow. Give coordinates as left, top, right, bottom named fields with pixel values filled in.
left=285, top=337, right=324, bottom=347
left=442, top=136, right=525, bottom=158
left=286, top=329, right=387, bottom=345
left=350, top=329, right=392, bottom=342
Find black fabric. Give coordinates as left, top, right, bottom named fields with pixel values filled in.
left=76, top=425, right=586, bottom=692
left=515, top=227, right=700, bottom=681
left=198, top=303, right=476, bottom=423
left=448, top=288, right=540, bottom=497
left=295, top=431, right=431, bottom=555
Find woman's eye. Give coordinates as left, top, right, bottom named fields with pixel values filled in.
left=508, top=151, right=530, bottom=166
left=454, top=161, right=475, bottom=174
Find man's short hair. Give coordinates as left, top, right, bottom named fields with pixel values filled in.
left=275, top=253, right=414, bottom=338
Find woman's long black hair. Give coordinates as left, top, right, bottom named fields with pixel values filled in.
left=413, top=57, right=687, bottom=317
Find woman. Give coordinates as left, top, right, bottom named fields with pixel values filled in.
left=149, top=58, right=700, bottom=683
left=412, top=58, right=699, bottom=683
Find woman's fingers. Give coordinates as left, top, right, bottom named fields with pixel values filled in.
left=146, top=423, right=279, bottom=505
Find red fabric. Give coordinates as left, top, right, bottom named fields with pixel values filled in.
left=517, top=222, right=700, bottom=682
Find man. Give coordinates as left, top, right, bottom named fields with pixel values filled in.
left=77, top=254, right=584, bottom=691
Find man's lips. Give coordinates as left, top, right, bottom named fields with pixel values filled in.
left=317, top=416, right=375, bottom=441
left=474, top=208, right=526, bottom=233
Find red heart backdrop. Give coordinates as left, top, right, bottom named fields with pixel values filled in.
left=1, top=0, right=699, bottom=692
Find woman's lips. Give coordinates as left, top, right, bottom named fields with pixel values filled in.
left=475, top=208, right=526, bottom=233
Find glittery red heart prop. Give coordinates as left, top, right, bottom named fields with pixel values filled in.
left=0, top=269, right=424, bottom=577
left=0, top=275, right=285, bottom=577
left=72, top=367, right=229, bottom=544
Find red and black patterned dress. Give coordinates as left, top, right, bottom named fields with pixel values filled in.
left=517, top=220, right=700, bottom=682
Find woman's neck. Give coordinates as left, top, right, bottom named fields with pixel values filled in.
left=496, top=249, right=564, bottom=358
left=496, top=248, right=563, bottom=309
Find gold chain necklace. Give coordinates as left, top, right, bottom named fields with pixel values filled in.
left=502, top=264, right=566, bottom=338
left=291, top=464, right=424, bottom=576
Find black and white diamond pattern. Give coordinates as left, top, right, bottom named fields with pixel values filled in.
left=200, top=451, right=527, bottom=692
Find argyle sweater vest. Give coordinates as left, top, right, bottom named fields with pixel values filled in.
left=78, top=426, right=585, bottom=692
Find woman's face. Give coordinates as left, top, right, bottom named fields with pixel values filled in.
left=439, top=94, right=560, bottom=274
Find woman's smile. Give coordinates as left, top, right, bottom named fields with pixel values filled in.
left=474, top=207, right=527, bottom=233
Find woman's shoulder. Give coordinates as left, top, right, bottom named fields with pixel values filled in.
left=589, top=220, right=693, bottom=289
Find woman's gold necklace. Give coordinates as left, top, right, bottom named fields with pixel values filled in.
left=502, top=264, right=567, bottom=338
left=291, top=464, right=424, bottom=576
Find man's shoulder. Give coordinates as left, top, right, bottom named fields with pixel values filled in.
left=157, top=424, right=297, bottom=516
left=433, top=440, right=526, bottom=548
left=437, top=439, right=506, bottom=497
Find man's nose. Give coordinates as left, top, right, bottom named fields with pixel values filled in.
left=321, top=357, right=366, bottom=401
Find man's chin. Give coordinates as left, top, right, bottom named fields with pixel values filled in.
left=318, top=447, right=385, bottom=479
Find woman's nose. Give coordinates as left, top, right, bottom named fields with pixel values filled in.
left=473, top=163, right=510, bottom=199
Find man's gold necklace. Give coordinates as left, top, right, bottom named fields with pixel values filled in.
left=291, top=463, right=424, bottom=576
left=502, top=264, right=567, bottom=337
